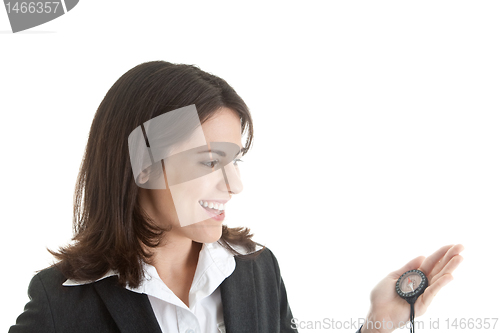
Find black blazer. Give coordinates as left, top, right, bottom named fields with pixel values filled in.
left=9, top=247, right=299, bottom=333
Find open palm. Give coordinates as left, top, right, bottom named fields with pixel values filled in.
left=362, top=244, right=464, bottom=333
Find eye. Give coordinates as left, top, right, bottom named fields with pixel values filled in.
left=201, top=160, right=220, bottom=168
left=201, top=158, right=244, bottom=168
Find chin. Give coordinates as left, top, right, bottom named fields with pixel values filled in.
left=188, top=220, right=223, bottom=244
left=204, top=226, right=223, bottom=243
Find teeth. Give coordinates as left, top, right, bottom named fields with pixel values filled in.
left=199, top=200, right=225, bottom=211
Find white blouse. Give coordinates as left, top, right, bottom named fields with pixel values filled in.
left=62, top=241, right=257, bottom=333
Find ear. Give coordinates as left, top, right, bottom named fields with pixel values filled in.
left=137, top=166, right=151, bottom=185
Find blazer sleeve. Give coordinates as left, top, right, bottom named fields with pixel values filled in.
left=266, top=249, right=299, bottom=332
left=278, top=275, right=298, bottom=332
left=9, top=273, right=56, bottom=333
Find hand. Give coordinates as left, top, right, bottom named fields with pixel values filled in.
left=361, top=244, right=464, bottom=333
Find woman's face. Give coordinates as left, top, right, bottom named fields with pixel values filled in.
left=138, top=107, right=244, bottom=244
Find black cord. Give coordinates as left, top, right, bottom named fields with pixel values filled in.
left=409, top=303, right=415, bottom=333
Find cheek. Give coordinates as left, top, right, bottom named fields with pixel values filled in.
left=167, top=174, right=220, bottom=227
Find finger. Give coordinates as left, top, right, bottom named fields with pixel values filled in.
left=428, top=244, right=465, bottom=281
left=430, top=254, right=464, bottom=285
left=419, top=273, right=454, bottom=313
left=389, top=256, right=426, bottom=279
left=418, top=244, right=454, bottom=276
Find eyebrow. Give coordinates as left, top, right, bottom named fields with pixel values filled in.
left=197, top=147, right=245, bottom=158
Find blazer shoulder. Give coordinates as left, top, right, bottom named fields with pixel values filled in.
left=9, top=266, right=65, bottom=333
left=236, top=245, right=276, bottom=261
left=33, top=264, right=69, bottom=288
left=24, top=265, right=101, bottom=308
left=249, top=246, right=281, bottom=267
left=29, top=264, right=96, bottom=297
left=10, top=265, right=125, bottom=333
left=234, top=246, right=284, bottom=283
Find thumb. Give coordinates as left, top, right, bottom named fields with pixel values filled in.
left=389, top=256, right=426, bottom=279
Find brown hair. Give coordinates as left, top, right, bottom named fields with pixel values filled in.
left=45, top=61, right=265, bottom=289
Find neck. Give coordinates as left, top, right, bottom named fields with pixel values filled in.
left=148, top=236, right=203, bottom=279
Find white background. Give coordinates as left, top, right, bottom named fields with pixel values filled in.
left=1, top=1, right=499, bottom=332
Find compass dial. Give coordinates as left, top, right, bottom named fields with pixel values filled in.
left=396, top=269, right=428, bottom=299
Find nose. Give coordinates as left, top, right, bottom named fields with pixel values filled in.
left=219, top=162, right=243, bottom=195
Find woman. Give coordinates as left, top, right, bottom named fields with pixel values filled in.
left=9, top=61, right=464, bottom=333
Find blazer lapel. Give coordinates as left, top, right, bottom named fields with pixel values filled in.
left=93, top=276, right=162, bottom=333
left=220, top=257, right=259, bottom=333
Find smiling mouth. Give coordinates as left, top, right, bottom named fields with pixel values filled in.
left=202, top=206, right=224, bottom=215
left=198, top=200, right=225, bottom=214
left=198, top=202, right=225, bottom=219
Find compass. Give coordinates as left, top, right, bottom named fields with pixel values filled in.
left=395, top=269, right=428, bottom=333
left=396, top=269, right=428, bottom=302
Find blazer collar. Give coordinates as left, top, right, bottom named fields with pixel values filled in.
left=92, top=245, right=262, bottom=333
left=93, top=276, right=163, bottom=333
left=219, top=256, right=259, bottom=333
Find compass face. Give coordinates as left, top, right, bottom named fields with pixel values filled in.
left=396, top=270, right=428, bottom=299
left=400, top=272, right=421, bottom=293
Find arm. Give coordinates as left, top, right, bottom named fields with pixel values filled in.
left=358, top=244, right=464, bottom=333
left=9, top=273, right=56, bottom=333
left=266, top=249, right=299, bottom=332
left=278, top=275, right=299, bottom=332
